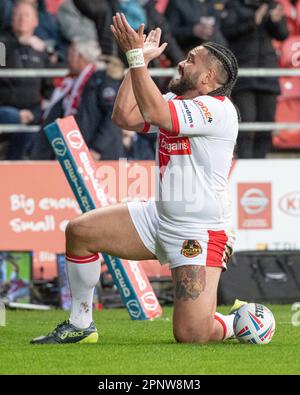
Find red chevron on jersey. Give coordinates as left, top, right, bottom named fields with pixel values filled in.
left=158, top=133, right=191, bottom=179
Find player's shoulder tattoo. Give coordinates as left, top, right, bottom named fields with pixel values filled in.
left=174, top=265, right=206, bottom=301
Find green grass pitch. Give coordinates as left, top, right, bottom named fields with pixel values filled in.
left=0, top=305, right=299, bottom=375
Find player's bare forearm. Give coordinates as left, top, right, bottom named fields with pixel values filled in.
left=112, top=71, right=136, bottom=118
left=112, top=71, right=145, bottom=131
left=130, top=66, right=172, bottom=130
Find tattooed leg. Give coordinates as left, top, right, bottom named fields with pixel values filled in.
left=174, top=266, right=206, bottom=301
left=172, top=266, right=224, bottom=343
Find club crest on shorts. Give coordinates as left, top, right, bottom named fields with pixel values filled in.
left=181, top=240, right=202, bottom=258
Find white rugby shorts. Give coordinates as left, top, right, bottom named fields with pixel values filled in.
left=127, top=200, right=235, bottom=270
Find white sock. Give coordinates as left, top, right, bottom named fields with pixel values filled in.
left=66, top=253, right=101, bottom=329
left=214, top=312, right=235, bottom=340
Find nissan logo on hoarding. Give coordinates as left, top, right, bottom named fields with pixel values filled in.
left=241, top=188, right=269, bottom=215
left=279, top=191, right=300, bottom=216
left=67, top=129, right=84, bottom=150
left=141, top=292, right=159, bottom=311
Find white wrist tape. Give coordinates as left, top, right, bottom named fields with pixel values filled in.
left=126, top=48, right=145, bottom=68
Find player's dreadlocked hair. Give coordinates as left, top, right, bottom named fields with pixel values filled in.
left=202, top=42, right=239, bottom=98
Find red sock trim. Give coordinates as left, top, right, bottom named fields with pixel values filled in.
left=214, top=314, right=227, bottom=340
left=65, top=253, right=99, bottom=264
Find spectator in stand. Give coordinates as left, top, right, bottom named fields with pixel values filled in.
left=73, top=0, right=184, bottom=66
left=165, top=0, right=227, bottom=53
left=273, top=0, right=300, bottom=149
left=0, top=0, right=54, bottom=160
left=0, top=0, right=64, bottom=62
left=30, top=39, right=125, bottom=160
left=122, top=129, right=136, bottom=159
left=72, top=0, right=118, bottom=56
left=222, top=0, right=289, bottom=158
left=57, top=0, right=98, bottom=44
left=141, top=0, right=184, bottom=65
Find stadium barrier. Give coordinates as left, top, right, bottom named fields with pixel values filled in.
left=0, top=68, right=300, bottom=133
left=1, top=67, right=300, bottom=78
left=2, top=123, right=300, bottom=134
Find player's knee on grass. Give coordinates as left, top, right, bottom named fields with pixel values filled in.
left=173, top=316, right=214, bottom=344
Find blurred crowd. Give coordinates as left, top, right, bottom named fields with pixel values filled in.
left=0, top=0, right=299, bottom=161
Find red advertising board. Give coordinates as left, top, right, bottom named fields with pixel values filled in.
left=0, top=161, right=170, bottom=279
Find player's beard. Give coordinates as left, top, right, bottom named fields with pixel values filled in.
left=168, top=71, right=199, bottom=96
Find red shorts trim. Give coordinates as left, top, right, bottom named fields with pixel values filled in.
left=206, top=230, right=228, bottom=269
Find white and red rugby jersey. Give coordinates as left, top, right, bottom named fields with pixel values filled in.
left=143, top=93, right=238, bottom=229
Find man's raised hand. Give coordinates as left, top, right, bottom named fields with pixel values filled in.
left=111, top=13, right=167, bottom=65
left=143, top=28, right=168, bottom=65
left=110, top=13, right=144, bottom=53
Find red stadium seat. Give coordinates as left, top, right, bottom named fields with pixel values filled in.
left=274, top=34, right=300, bottom=149
left=45, top=0, right=65, bottom=15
